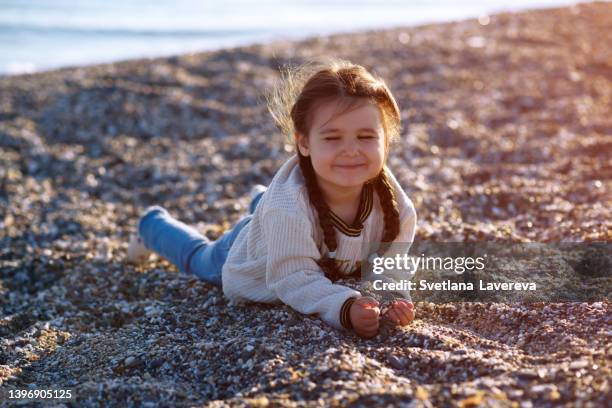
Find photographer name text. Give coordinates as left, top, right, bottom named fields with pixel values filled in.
left=372, top=279, right=537, bottom=291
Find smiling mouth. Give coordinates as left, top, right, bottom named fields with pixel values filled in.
left=335, top=164, right=366, bottom=169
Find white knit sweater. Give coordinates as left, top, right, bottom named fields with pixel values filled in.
left=221, top=154, right=417, bottom=331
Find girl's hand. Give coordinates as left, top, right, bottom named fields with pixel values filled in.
left=383, top=300, right=415, bottom=326
left=349, top=296, right=381, bottom=339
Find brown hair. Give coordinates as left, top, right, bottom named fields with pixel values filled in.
left=266, top=58, right=402, bottom=282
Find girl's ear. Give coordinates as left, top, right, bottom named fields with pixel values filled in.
left=296, top=132, right=310, bottom=156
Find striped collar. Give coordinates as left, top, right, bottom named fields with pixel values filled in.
left=329, top=183, right=374, bottom=237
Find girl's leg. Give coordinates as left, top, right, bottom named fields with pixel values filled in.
left=138, top=206, right=252, bottom=287
left=185, top=191, right=263, bottom=278
left=186, top=215, right=252, bottom=284
left=138, top=206, right=221, bottom=285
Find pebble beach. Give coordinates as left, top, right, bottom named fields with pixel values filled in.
left=1, top=2, right=611, bottom=407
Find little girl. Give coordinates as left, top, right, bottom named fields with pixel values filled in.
left=127, top=59, right=417, bottom=339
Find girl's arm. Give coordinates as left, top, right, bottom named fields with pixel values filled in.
left=262, top=209, right=362, bottom=331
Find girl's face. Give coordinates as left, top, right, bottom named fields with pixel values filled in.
left=297, top=97, right=387, bottom=192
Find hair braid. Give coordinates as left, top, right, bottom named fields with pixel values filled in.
left=297, top=153, right=344, bottom=282
left=373, top=169, right=401, bottom=256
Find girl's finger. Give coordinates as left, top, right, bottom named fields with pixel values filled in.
left=394, top=300, right=412, bottom=310
left=396, top=304, right=414, bottom=326
left=360, top=307, right=380, bottom=320
left=402, top=302, right=416, bottom=320
left=361, top=320, right=380, bottom=330
left=407, top=306, right=415, bottom=322
left=359, top=330, right=378, bottom=339
left=396, top=301, right=413, bottom=314
left=393, top=308, right=410, bottom=326
left=386, top=308, right=401, bottom=324
left=360, top=322, right=380, bottom=333
left=363, top=325, right=379, bottom=334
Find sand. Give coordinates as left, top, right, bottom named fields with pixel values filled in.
left=0, top=2, right=610, bottom=407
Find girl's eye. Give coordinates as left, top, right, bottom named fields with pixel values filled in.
left=324, top=135, right=376, bottom=141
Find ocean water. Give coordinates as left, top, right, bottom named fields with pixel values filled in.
left=0, top=0, right=582, bottom=75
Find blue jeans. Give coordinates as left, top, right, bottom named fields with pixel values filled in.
left=138, top=191, right=265, bottom=288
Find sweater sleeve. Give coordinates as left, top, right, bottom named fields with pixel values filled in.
left=262, top=209, right=362, bottom=331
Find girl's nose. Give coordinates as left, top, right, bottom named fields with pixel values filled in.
left=342, top=140, right=359, bottom=155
